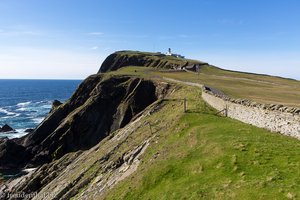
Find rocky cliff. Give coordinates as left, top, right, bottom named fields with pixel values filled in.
left=98, top=51, right=206, bottom=72
left=0, top=75, right=169, bottom=172
left=0, top=51, right=206, bottom=199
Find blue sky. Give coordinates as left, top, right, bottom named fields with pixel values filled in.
left=0, top=0, right=300, bottom=79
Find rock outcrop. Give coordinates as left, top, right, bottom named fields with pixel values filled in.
left=0, top=75, right=169, bottom=171
left=24, top=129, right=34, bottom=133
left=0, top=139, right=30, bottom=170
left=0, top=124, right=14, bottom=133
left=98, top=51, right=207, bottom=73
left=49, top=100, right=62, bottom=113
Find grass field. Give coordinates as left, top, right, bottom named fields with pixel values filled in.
left=100, top=62, right=300, bottom=199
left=109, top=65, right=300, bottom=107
left=104, top=82, right=300, bottom=200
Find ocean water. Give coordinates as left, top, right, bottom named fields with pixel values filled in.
left=0, top=79, right=81, bottom=139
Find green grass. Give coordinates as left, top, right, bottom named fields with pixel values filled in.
left=107, top=66, right=151, bottom=77
left=152, top=66, right=300, bottom=107
left=108, top=65, right=300, bottom=107
left=36, top=73, right=300, bottom=199
left=103, top=83, right=300, bottom=200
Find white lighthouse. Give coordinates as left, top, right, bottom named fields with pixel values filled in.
left=165, top=48, right=185, bottom=58
left=166, top=48, right=172, bottom=55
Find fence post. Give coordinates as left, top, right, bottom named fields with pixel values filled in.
left=184, top=98, right=187, bottom=113
left=225, top=104, right=228, bottom=117
left=148, top=122, right=153, bottom=134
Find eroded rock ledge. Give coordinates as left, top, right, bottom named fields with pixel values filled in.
left=0, top=75, right=169, bottom=171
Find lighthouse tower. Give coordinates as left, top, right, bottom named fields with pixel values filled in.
left=166, top=48, right=172, bottom=56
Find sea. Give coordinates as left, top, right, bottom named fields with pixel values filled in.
left=0, top=79, right=82, bottom=139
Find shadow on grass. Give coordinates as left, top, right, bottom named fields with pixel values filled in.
left=162, top=98, right=183, bottom=102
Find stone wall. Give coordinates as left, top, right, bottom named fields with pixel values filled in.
left=202, top=86, right=300, bottom=139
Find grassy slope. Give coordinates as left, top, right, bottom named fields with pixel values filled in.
left=97, top=59, right=300, bottom=199
left=110, top=66, right=300, bottom=107
left=102, top=76, right=300, bottom=200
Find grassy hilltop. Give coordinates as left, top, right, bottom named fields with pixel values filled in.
left=98, top=50, right=205, bottom=73
left=154, top=66, right=300, bottom=107
left=107, top=51, right=300, bottom=107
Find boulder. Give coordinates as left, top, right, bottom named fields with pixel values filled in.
left=49, top=100, right=63, bottom=113
left=0, top=139, right=29, bottom=170
left=0, top=137, right=9, bottom=143
left=52, top=100, right=62, bottom=108
left=25, top=129, right=34, bottom=133
left=0, top=124, right=14, bottom=133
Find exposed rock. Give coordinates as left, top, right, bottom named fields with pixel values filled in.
left=0, top=139, right=30, bottom=170
left=50, top=100, right=62, bottom=113
left=0, top=124, right=15, bottom=133
left=0, top=137, right=8, bottom=141
left=24, top=129, right=34, bottom=133
left=0, top=75, right=169, bottom=171
left=0, top=74, right=170, bottom=199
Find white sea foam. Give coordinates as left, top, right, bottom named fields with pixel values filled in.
left=32, top=117, right=45, bottom=124
left=17, top=101, right=32, bottom=107
left=1, top=113, right=20, bottom=119
left=15, top=129, right=26, bottom=134
left=36, top=100, right=50, bottom=104
left=0, top=108, right=16, bottom=115
left=0, top=129, right=29, bottom=139
left=41, top=105, right=52, bottom=109
left=16, top=107, right=27, bottom=111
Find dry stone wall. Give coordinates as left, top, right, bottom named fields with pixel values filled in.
left=202, top=86, right=300, bottom=139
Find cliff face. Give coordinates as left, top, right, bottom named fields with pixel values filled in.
left=0, top=75, right=169, bottom=170
left=99, top=51, right=206, bottom=73
left=0, top=51, right=195, bottom=198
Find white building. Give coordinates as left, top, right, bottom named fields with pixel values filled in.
left=165, top=48, right=185, bottom=58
